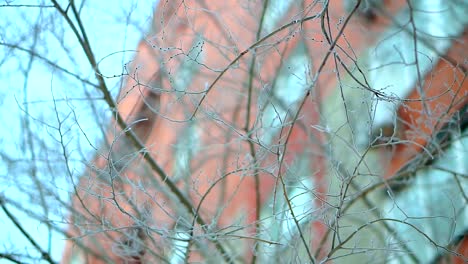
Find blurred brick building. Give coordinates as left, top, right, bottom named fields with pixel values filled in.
left=63, top=0, right=467, bottom=263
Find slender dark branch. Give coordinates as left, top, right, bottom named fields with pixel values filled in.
left=0, top=200, right=57, bottom=264
left=50, top=1, right=234, bottom=261
left=0, top=253, right=23, bottom=264
left=0, top=4, right=54, bottom=8
left=0, top=42, right=99, bottom=88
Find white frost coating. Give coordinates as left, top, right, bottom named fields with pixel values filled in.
left=259, top=154, right=315, bottom=259
left=384, top=129, right=468, bottom=263
left=279, top=174, right=314, bottom=242
left=369, top=0, right=468, bottom=131
left=257, top=46, right=314, bottom=252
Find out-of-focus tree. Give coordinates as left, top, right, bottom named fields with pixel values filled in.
left=1, top=1, right=467, bottom=263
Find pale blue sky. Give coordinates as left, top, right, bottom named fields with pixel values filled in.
left=0, top=1, right=157, bottom=262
